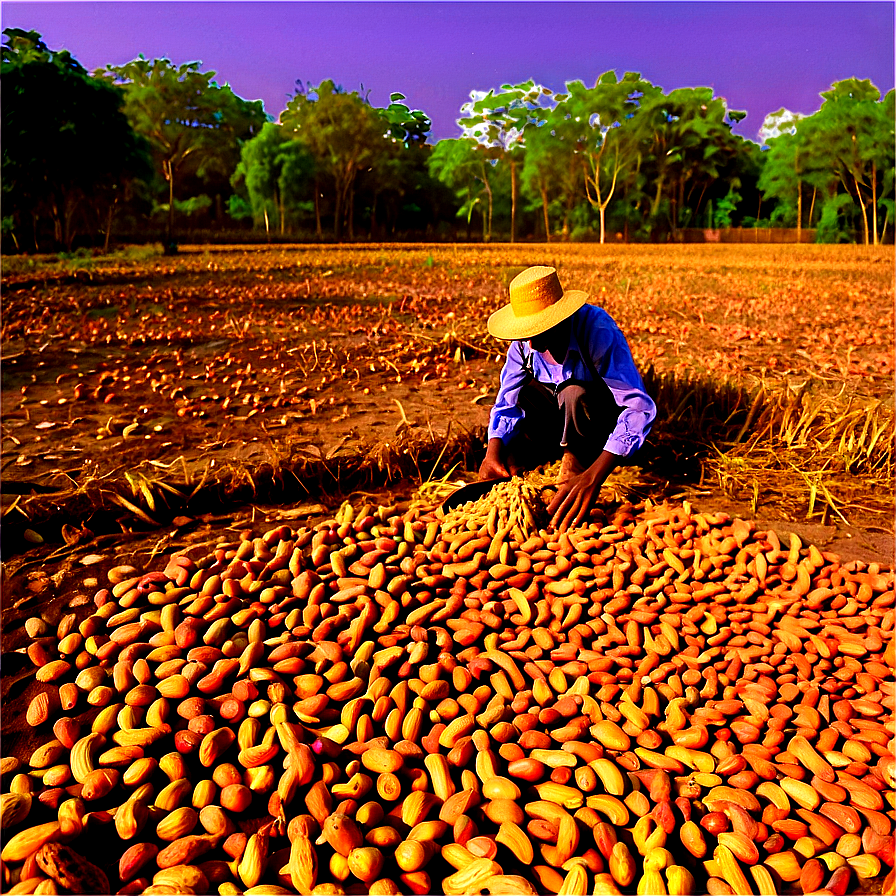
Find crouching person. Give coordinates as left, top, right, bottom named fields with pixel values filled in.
left=479, top=266, right=656, bottom=530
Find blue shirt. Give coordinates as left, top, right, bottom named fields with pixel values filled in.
left=487, top=305, right=656, bottom=457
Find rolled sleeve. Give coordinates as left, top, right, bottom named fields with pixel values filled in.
left=577, top=308, right=656, bottom=458
left=488, top=341, right=529, bottom=443
left=603, top=381, right=657, bottom=457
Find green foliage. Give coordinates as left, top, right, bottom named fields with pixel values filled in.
left=100, top=56, right=267, bottom=244
left=458, top=80, right=555, bottom=241
left=815, top=193, right=856, bottom=243
left=634, top=85, right=750, bottom=237
left=712, top=187, right=741, bottom=228
left=558, top=72, right=658, bottom=242
left=282, top=80, right=395, bottom=239
left=813, top=80, right=894, bottom=245
left=759, top=80, right=894, bottom=244
left=2, top=28, right=152, bottom=251
left=760, top=124, right=804, bottom=224
left=427, top=137, right=500, bottom=239
left=382, top=93, right=432, bottom=145
left=231, top=121, right=315, bottom=233
left=226, top=194, right=253, bottom=222
left=6, top=29, right=889, bottom=245
left=172, top=194, right=213, bottom=216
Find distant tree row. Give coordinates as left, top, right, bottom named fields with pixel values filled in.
left=2, top=28, right=893, bottom=252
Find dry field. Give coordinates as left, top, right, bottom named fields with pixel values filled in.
left=0, top=243, right=894, bottom=896
left=2, top=243, right=893, bottom=547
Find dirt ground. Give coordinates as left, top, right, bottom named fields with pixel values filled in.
left=3, top=243, right=893, bottom=745
left=3, top=243, right=893, bottom=557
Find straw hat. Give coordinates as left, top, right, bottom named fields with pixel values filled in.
left=487, top=266, right=589, bottom=340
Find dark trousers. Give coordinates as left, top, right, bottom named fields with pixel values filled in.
left=507, top=377, right=621, bottom=471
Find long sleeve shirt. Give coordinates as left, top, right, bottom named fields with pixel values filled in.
left=487, top=304, right=656, bottom=458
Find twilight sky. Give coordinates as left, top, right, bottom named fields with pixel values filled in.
left=2, top=1, right=893, bottom=143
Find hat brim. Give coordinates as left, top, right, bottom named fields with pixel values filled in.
left=487, top=290, right=589, bottom=341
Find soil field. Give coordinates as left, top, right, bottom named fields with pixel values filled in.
left=0, top=243, right=893, bottom=896
left=2, top=243, right=893, bottom=557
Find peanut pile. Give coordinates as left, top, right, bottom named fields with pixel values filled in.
left=1, top=494, right=893, bottom=896
left=440, top=478, right=549, bottom=544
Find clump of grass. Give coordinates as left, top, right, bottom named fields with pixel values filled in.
left=642, top=367, right=893, bottom=524
left=703, top=385, right=893, bottom=523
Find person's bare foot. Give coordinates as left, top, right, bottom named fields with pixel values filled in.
left=505, top=449, right=525, bottom=478
left=558, top=451, right=585, bottom=481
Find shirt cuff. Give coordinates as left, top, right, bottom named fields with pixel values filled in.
left=604, top=434, right=640, bottom=457
left=488, top=418, right=518, bottom=442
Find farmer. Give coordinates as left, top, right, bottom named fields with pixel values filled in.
left=479, top=265, right=656, bottom=530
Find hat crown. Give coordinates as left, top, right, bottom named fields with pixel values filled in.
left=509, top=266, right=563, bottom=319
left=487, top=265, right=587, bottom=340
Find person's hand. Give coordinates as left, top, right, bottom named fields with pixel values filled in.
left=479, top=438, right=510, bottom=480
left=548, top=451, right=617, bottom=530
left=548, top=468, right=601, bottom=530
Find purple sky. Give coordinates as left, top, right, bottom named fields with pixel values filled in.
left=3, top=1, right=893, bottom=142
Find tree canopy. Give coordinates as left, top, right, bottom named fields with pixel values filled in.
left=2, top=30, right=893, bottom=249
left=100, top=56, right=267, bottom=248
left=2, top=28, right=151, bottom=250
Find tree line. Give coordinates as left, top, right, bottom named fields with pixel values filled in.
left=2, top=28, right=893, bottom=252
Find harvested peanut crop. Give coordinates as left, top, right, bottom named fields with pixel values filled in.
left=439, top=476, right=549, bottom=545
left=2, top=495, right=894, bottom=896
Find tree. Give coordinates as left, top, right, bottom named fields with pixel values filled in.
left=459, top=80, right=554, bottom=242
left=555, top=73, right=656, bottom=243
left=2, top=28, right=151, bottom=251
left=101, top=57, right=266, bottom=250
left=231, top=122, right=315, bottom=235
left=759, top=109, right=814, bottom=234
left=520, top=106, right=581, bottom=240
left=281, top=81, right=387, bottom=240
left=636, top=86, right=747, bottom=236
left=428, top=137, right=498, bottom=240
left=365, top=93, right=433, bottom=238
left=812, top=79, right=894, bottom=245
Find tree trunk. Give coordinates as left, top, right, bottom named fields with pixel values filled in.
left=599, top=205, right=606, bottom=245
left=103, top=199, right=116, bottom=254
left=797, top=178, right=802, bottom=243
left=165, top=159, right=176, bottom=252
left=347, top=178, right=355, bottom=241
left=650, top=174, right=665, bottom=220
left=695, top=181, right=709, bottom=225
left=63, top=197, right=74, bottom=251
left=562, top=192, right=572, bottom=241
left=510, top=159, right=517, bottom=243
left=854, top=173, right=869, bottom=245
left=333, top=180, right=343, bottom=242
left=483, top=178, right=493, bottom=242
left=872, top=162, right=878, bottom=246
left=52, top=199, right=62, bottom=248
left=466, top=188, right=473, bottom=241
left=675, top=178, right=684, bottom=232
left=808, top=187, right=817, bottom=227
